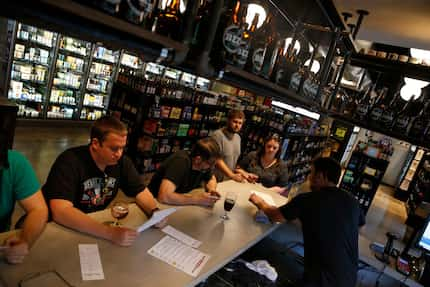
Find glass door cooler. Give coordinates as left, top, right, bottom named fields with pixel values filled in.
left=81, top=45, right=120, bottom=120
left=47, top=35, right=91, bottom=119
left=8, top=23, right=57, bottom=118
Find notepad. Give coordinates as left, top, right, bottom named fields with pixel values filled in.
left=148, top=236, right=210, bottom=277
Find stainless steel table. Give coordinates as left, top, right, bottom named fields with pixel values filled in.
left=0, top=181, right=287, bottom=287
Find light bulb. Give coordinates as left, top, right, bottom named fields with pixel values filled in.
left=304, top=59, right=320, bottom=73
left=410, top=48, right=430, bottom=61
left=400, top=84, right=422, bottom=101
left=245, top=3, right=267, bottom=29
left=404, top=77, right=429, bottom=88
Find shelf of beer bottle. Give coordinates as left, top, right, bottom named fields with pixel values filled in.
left=222, top=65, right=317, bottom=109
left=328, top=111, right=427, bottom=147
left=351, top=53, right=430, bottom=82
left=3, top=0, right=188, bottom=62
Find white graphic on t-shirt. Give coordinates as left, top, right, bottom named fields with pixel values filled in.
left=81, top=177, right=116, bottom=207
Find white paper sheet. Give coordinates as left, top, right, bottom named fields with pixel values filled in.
left=137, top=208, right=177, bottom=233
left=250, top=190, right=276, bottom=206
left=78, top=244, right=104, bottom=281
left=148, top=236, right=210, bottom=277
left=162, top=225, right=202, bottom=248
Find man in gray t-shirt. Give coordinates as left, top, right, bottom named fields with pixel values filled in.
left=212, top=110, right=257, bottom=182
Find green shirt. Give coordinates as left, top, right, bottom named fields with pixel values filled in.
left=0, top=150, right=40, bottom=232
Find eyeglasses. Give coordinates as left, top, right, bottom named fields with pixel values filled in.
left=19, top=270, right=74, bottom=287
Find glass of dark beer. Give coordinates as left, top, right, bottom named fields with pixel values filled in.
left=221, top=191, right=237, bottom=220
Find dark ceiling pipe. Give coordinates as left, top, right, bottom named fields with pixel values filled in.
left=347, top=23, right=356, bottom=34
left=341, top=12, right=353, bottom=23
left=353, top=9, right=369, bottom=39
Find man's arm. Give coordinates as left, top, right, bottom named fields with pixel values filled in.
left=158, top=179, right=219, bottom=207
left=249, top=194, right=286, bottom=223
left=215, top=159, right=244, bottom=182
left=4, top=190, right=48, bottom=264
left=50, top=199, right=137, bottom=246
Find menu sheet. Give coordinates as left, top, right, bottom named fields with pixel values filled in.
left=162, top=225, right=202, bottom=248
left=148, top=236, right=210, bottom=277
left=250, top=190, right=276, bottom=206
left=78, top=244, right=105, bottom=281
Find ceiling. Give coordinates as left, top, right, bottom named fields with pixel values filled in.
left=332, top=0, right=430, bottom=51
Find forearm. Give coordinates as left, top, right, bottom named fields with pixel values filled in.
left=257, top=201, right=286, bottom=223
left=20, top=208, right=48, bottom=247
left=52, top=206, right=113, bottom=241
left=136, top=188, right=158, bottom=217
left=215, top=159, right=236, bottom=178
left=205, top=176, right=217, bottom=192
left=158, top=191, right=201, bottom=205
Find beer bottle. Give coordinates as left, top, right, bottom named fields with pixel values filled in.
left=122, top=0, right=157, bottom=25
left=154, top=0, right=182, bottom=40
left=245, top=14, right=273, bottom=75
left=209, top=0, right=242, bottom=70
left=407, top=97, right=429, bottom=140
left=234, top=10, right=257, bottom=69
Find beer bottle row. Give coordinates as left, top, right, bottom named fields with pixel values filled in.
left=83, top=1, right=308, bottom=85
left=331, top=83, right=430, bottom=144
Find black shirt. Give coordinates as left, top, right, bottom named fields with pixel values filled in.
left=280, top=187, right=365, bottom=287
left=43, top=145, right=145, bottom=213
left=147, top=151, right=213, bottom=197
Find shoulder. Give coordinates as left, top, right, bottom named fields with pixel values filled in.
left=277, top=159, right=288, bottom=168
left=7, top=150, right=33, bottom=170
left=57, top=145, right=88, bottom=161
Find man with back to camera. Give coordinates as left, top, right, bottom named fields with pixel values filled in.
left=43, top=116, right=165, bottom=247
left=249, top=157, right=365, bottom=287
left=212, top=109, right=258, bottom=182
left=0, top=129, right=48, bottom=264
left=145, top=137, right=222, bottom=207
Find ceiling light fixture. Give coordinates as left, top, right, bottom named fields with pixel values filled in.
left=246, top=3, right=267, bottom=29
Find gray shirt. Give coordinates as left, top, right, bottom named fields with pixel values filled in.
left=212, top=128, right=241, bottom=181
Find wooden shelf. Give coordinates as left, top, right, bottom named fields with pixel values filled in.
left=2, top=0, right=188, bottom=62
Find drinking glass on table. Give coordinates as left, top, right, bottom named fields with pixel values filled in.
left=221, top=191, right=237, bottom=220
left=111, top=201, right=129, bottom=226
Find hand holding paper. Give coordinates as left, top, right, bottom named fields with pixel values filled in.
left=137, top=208, right=177, bottom=233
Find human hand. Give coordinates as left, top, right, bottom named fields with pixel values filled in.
left=231, top=173, right=244, bottom=183
left=196, top=192, right=220, bottom=207
left=245, top=173, right=259, bottom=183
left=249, top=193, right=265, bottom=209
left=4, top=236, right=29, bottom=264
left=109, top=226, right=138, bottom=246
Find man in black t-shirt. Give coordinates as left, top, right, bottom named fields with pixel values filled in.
left=146, top=138, right=222, bottom=207
left=43, top=116, right=165, bottom=247
left=249, top=157, right=365, bottom=287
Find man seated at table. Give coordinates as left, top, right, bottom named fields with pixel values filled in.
left=249, top=157, right=365, bottom=287
left=146, top=137, right=221, bottom=207
left=0, top=130, right=48, bottom=264
left=43, top=116, right=165, bottom=247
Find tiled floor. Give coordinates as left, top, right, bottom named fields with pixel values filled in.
left=10, top=124, right=415, bottom=286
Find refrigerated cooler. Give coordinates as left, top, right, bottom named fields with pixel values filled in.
left=47, top=35, right=92, bottom=119
left=7, top=23, right=57, bottom=118
left=81, top=45, right=120, bottom=120
left=6, top=21, right=125, bottom=121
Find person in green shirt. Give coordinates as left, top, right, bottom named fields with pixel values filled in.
left=1, top=131, right=48, bottom=264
